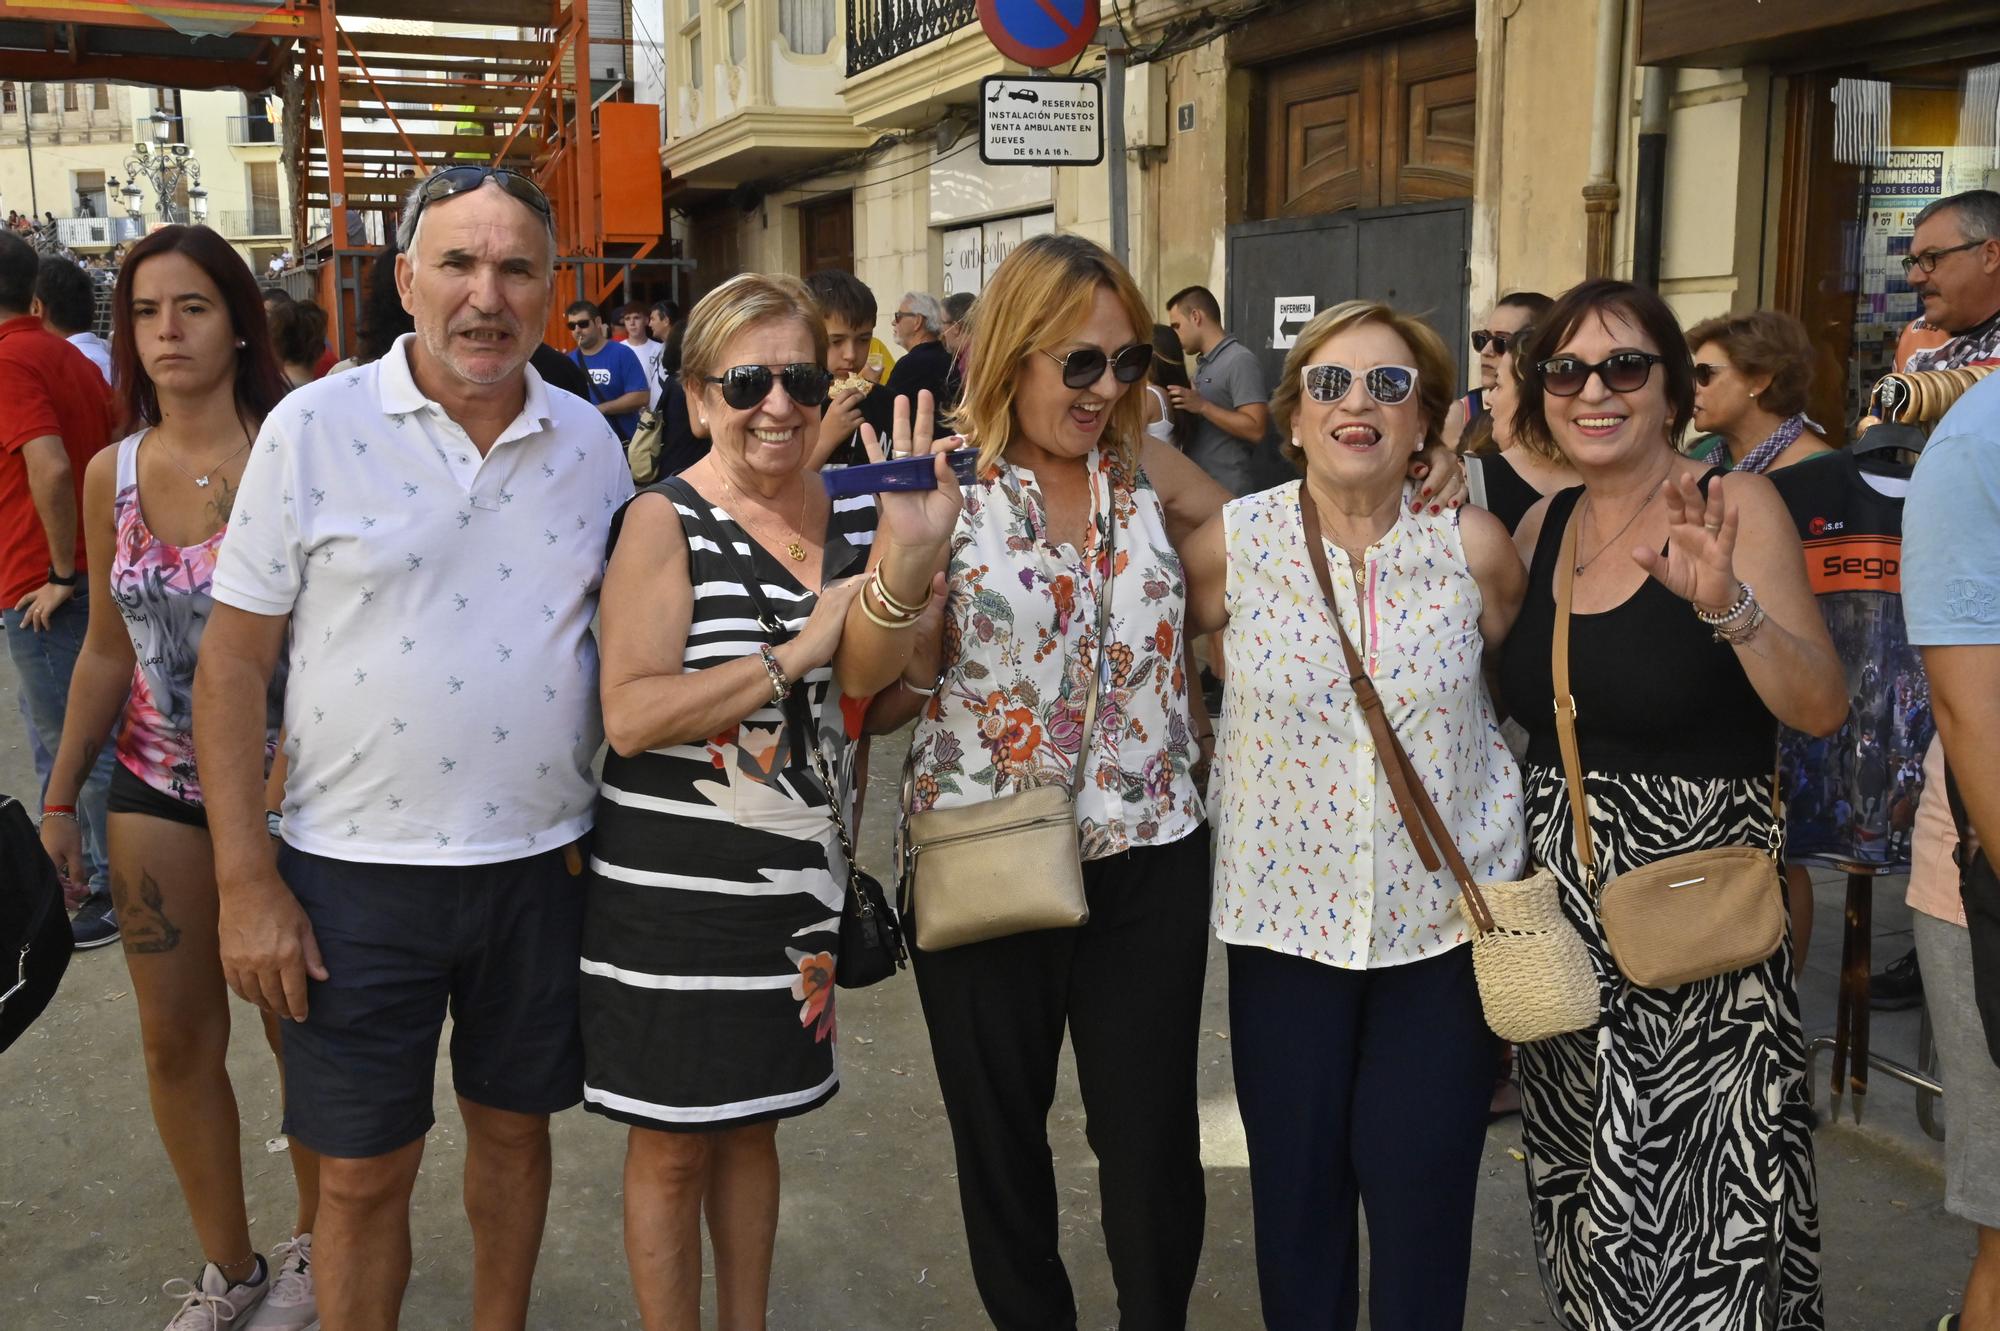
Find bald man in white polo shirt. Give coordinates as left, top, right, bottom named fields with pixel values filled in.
left=194, top=168, right=632, bottom=1330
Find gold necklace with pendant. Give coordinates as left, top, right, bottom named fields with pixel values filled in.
left=722, top=474, right=810, bottom=561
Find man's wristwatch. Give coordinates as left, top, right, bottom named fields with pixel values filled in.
left=45, top=566, right=76, bottom=587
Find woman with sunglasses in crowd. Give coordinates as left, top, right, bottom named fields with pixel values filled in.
left=579, top=272, right=961, bottom=1331
left=1443, top=291, right=1552, bottom=449
left=38, top=225, right=317, bottom=1331
left=1498, top=279, right=1845, bottom=1330
left=1458, top=292, right=1576, bottom=536
left=842, top=232, right=1231, bottom=1331
left=1178, top=301, right=1527, bottom=1329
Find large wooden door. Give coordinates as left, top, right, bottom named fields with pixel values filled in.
left=799, top=194, right=854, bottom=275
left=1257, top=25, right=1475, bottom=219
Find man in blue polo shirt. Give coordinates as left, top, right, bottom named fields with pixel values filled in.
left=1903, top=363, right=2000, bottom=1331
left=565, top=300, right=649, bottom=442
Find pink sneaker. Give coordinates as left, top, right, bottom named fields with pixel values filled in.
left=244, top=1233, right=317, bottom=1330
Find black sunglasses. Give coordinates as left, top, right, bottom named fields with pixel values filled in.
left=1470, top=329, right=1517, bottom=355
left=703, top=363, right=834, bottom=410
left=566, top=319, right=594, bottom=331
left=1536, top=351, right=1665, bottom=397
left=1692, top=361, right=1725, bottom=387
left=1041, top=343, right=1151, bottom=389
left=1301, top=363, right=1419, bottom=406
left=407, top=166, right=553, bottom=235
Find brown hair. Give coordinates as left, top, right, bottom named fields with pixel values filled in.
left=1512, top=278, right=1696, bottom=460
left=1683, top=309, right=1815, bottom=419
left=1270, top=300, right=1456, bottom=469
left=955, top=232, right=1152, bottom=473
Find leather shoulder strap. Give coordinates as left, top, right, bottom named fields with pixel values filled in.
left=1551, top=507, right=1596, bottom=874
left=1297, top=484, right=1493, bottom=932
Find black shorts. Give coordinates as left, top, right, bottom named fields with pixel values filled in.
left=277, top=842, right=588, bottom=1158
left=106, top=762, right=207, bottom=829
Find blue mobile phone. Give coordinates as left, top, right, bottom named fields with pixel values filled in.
left=821, top=448, right=980, bottom=498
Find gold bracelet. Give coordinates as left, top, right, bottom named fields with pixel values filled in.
left=870, top=567, right=932, bottom=618
left=859, top=585, right=920, bottom=631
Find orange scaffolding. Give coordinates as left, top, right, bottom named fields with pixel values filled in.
left=0, top=0, right=672, bottom=350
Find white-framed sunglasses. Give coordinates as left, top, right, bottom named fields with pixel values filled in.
left=1301, top=363, right=1419, bottom=406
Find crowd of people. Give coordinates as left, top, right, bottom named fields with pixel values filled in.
left=3, top=162, right=2000, bottom=1331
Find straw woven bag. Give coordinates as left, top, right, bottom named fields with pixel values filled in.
left=1298, top=487, right=1597, bottom=1043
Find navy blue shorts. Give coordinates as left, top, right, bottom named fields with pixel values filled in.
left=278, top=843, right=587, bottom=1158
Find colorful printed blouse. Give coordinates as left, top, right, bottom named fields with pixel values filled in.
left=1211, top=483, right=1525, bottom=969
left=906, top=444, right=1205, bottom=860
left=109, top=432, right=283, bottom=806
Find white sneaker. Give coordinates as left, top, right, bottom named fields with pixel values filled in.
left=162, top=1258, right=269, bottom=1329
left=244, top=1233, right=318, bottom=1331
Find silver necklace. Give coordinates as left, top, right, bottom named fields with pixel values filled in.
left=1574, top=465, right=1671, bottom=574
left=161, top=426, right=252, bottom=490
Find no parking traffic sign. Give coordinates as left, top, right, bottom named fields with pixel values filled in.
left=977, top=0, right=1099, bottom=70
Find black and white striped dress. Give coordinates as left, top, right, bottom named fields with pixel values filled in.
left=579, top=480, right=875, bottom=1131
left=1499, top=484, right=1824, bottom=1331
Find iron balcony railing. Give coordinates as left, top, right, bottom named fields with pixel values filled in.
left=216, top=208, right=286, bottom=237
left=227, top=115, right=279, bottom=146
left=845, top=0, right=975, bottom=79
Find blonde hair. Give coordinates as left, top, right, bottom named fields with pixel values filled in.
left=1270, top=301, right=1456, bottom=469
left=679, top=272, right=829, bottom=387
left=954, top=232, right=1153, bottom=473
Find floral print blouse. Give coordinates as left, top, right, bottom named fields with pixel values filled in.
left=1211, top=483, right=1526, bottom=968
left=907, top=445, right=1205, bottom=860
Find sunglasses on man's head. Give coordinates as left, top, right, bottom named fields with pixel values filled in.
left=1300, top=363, right=1419, bottom=406
left=704, top=363, right=834, bottom=410
left=1535, top=351, right=1664, bottom=397
left=407, top=165, right=552, bottom=235
left=1041, top=343, right=1151, bottom=390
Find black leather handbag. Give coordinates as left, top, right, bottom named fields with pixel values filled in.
left=1947, top=764, right=2000, bottom=1068
left=1, top=795, right=75, bottom=1053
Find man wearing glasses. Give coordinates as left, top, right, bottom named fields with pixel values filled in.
left=565, top=300, right=650, bottom=442
left=1903, top=190, right=2000, bottom=373
left=194, top=166, right=634, bottom=1330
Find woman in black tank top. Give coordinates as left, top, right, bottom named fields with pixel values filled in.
left=1498, top=280, right=1845, bottom=1331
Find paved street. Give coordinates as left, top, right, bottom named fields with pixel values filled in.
left=0, top=666, right=1978, bottom=1329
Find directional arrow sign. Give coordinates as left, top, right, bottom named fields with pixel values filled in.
left=1273, top=295, right=1316, bottom=351
left=977, top=0, right=1099, bottom=71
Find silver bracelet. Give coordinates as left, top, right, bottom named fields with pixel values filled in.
left=757, top=644, right=791, bottom=703
left=899, top=676, right=937, bottom=698
left=1712, top=598, right=1767, bottom=645
left=40, top=809, right=78, bottom=824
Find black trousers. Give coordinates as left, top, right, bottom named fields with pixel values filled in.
left=1227, top=942, right=1498, bottom=1331
left=912, top=826, right=1211, bottom=1331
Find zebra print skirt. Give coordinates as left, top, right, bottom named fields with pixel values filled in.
left=1515, top=765, right=1825, bottom=1331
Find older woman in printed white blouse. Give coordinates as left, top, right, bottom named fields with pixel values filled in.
left=1182, top=300, right=1526, bottom=1330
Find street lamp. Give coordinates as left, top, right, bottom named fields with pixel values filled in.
left=123, top=122, right=203, bottom=227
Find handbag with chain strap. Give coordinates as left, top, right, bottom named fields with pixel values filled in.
left=1551, top=508, right=1786, bottom=990
left=896, top=479, right=1118, bottom=951
left=1297, top=484, right=1597, bottom=1042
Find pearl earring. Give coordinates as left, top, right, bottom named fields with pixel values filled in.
left=235, top=339, right=247, bottom=349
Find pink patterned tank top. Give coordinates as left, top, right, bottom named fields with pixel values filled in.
left=109, top=431, right=282, bottom=807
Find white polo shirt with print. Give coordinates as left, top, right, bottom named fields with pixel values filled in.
left=213, top=333, right=634, bottom=864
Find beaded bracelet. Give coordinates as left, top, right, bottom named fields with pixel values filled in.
left=1712, top=600, right=1767, bottom=645
left=757, top=644, right=791, bottom=703
left=1693, top=581, right=1754, bottom=626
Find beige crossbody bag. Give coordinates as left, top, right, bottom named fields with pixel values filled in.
left=1552, top=511, right=1786, bottom=990
left=1299, top=485, right=1598, bottom=1042
left=897, top=493, right=1115, bottom=951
